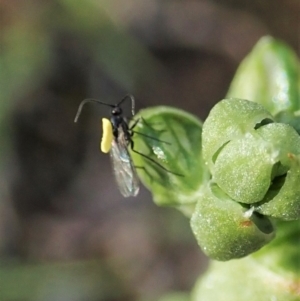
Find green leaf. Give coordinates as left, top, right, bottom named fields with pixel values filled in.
left=227, top=36, right=300, bottom=115
left=253, top=220, right=300, bottom=277
left=192, top=256, right=300, bottom=301
left=130, top=106, right=209, bottom=210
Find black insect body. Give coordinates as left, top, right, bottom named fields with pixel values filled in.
left=74, top=95, right=182, bottom=197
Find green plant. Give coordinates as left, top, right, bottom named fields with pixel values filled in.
left=131, top=36, right=300, bottom=300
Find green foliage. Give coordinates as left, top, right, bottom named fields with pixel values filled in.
left=191, top=255, right=300, bottom=301
left=132, top=36, right=300, bottom=300
left=130, top=106, right=209, bottom=213
left=226, top=36, right=300, bottom=115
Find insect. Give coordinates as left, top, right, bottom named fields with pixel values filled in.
left=74, top=95, right=182, bottom=197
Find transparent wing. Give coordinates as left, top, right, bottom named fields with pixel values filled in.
left=109, top=131, right=139, bottom=197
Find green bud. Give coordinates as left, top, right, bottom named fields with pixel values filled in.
left=202, top=98, right=274, bottom=171
left=192, top=220, right=300, bottom=300
left=203, top=98, right=300, bottom=220
left=213, top=123, right=300, bottom=208
left=213, top=133, right=276, bottom=204
left=227, top=36, right=300, bottom=115
left=275, top=110, right=300, bottom=135
left=190, top=183, right=275, bottom=261
left=130, top=106, right=209, bottom=210
left=255, top=153, right=300, bottom=220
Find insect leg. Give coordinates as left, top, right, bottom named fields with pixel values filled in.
left=135, top=166, right=155, bottom=184
left=129, top=118, right=170, bottom=144
left=130, top=117, right=167, bottom=137
left=129, top=117, right=140, bottom=130
left=140, top=117, right=166, bottom=132
left=131, top=130, right=171, bottom=144
left=129, top=139, right=184, bottom=177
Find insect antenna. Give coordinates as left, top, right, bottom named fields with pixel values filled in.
left=74, top=98, right=115, bottom=123
left=117, top=94, right=135, bottom=116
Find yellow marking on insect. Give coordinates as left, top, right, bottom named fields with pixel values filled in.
left=101, top=118, right=113, bottom=153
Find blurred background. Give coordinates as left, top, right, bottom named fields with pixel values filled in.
left=0, top=0, right=299, bottom=300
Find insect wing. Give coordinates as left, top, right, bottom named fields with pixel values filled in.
left=109, top=134, right=139, bottom=197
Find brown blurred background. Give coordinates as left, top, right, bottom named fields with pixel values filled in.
left=0, top=0, right=299, bottom=300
